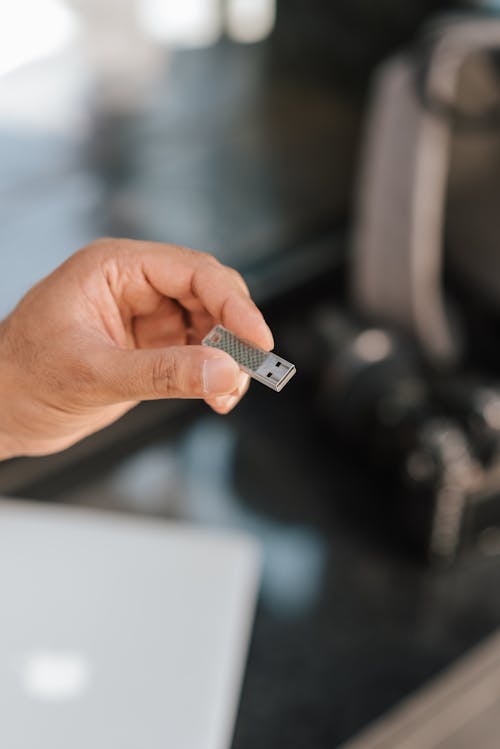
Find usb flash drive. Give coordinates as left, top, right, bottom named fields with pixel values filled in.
left=202, top=325, right=296, bottom=392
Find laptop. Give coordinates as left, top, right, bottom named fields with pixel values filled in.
left=0, top=499, right=260, bottom=749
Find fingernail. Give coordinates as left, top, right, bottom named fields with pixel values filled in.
left=263, top=326, right=274, bottom=350
left=253, top=313, right=274, bottom=349
left=215, top=394, right=239, bottom=411
left=203, top=357, right=239, bottom=394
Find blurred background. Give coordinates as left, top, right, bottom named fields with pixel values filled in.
left=7, top=0, right=500, bottom=746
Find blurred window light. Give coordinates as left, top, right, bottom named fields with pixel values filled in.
left=226, top=0, right=276, bottom=44
left=139, top=0, right=222, bottom=48
left=0, top=0, right=76, bottom=77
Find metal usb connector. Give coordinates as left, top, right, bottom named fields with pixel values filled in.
left=202, top=325, right=296, bottom=392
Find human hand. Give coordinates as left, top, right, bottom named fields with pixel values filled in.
left=0, top=238, right=273, bottom=458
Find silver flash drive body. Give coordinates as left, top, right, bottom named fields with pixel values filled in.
left=202, top=325, right=296, bottom=392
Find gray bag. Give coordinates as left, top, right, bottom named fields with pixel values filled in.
left=351, top=16, right=500, bottom=368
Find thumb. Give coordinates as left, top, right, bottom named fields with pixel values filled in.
left=101, top=345, right=241, bottom=402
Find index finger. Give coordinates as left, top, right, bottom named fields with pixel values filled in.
left=138, top=243, right=274, bottom=350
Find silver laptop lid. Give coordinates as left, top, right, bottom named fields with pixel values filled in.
left=0, top=500, right=260, bottom=749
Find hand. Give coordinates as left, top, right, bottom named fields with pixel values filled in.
left=0, top=238, right=273, bottom=458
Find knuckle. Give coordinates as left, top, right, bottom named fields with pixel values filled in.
left=87, top=237, right=115, bottom=253
left=71, top=237, right=116, bottom=265
left=176, top=244, right=198, bottom=259
left=151, top=354, right=178, bottom=396
left=92, top=236, right=115, bottom=248
left=228, top=268, right=248, bottom=292
left=200, top=252, right=222, bottom=268
left=170, top=245, right=209, bottom=264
